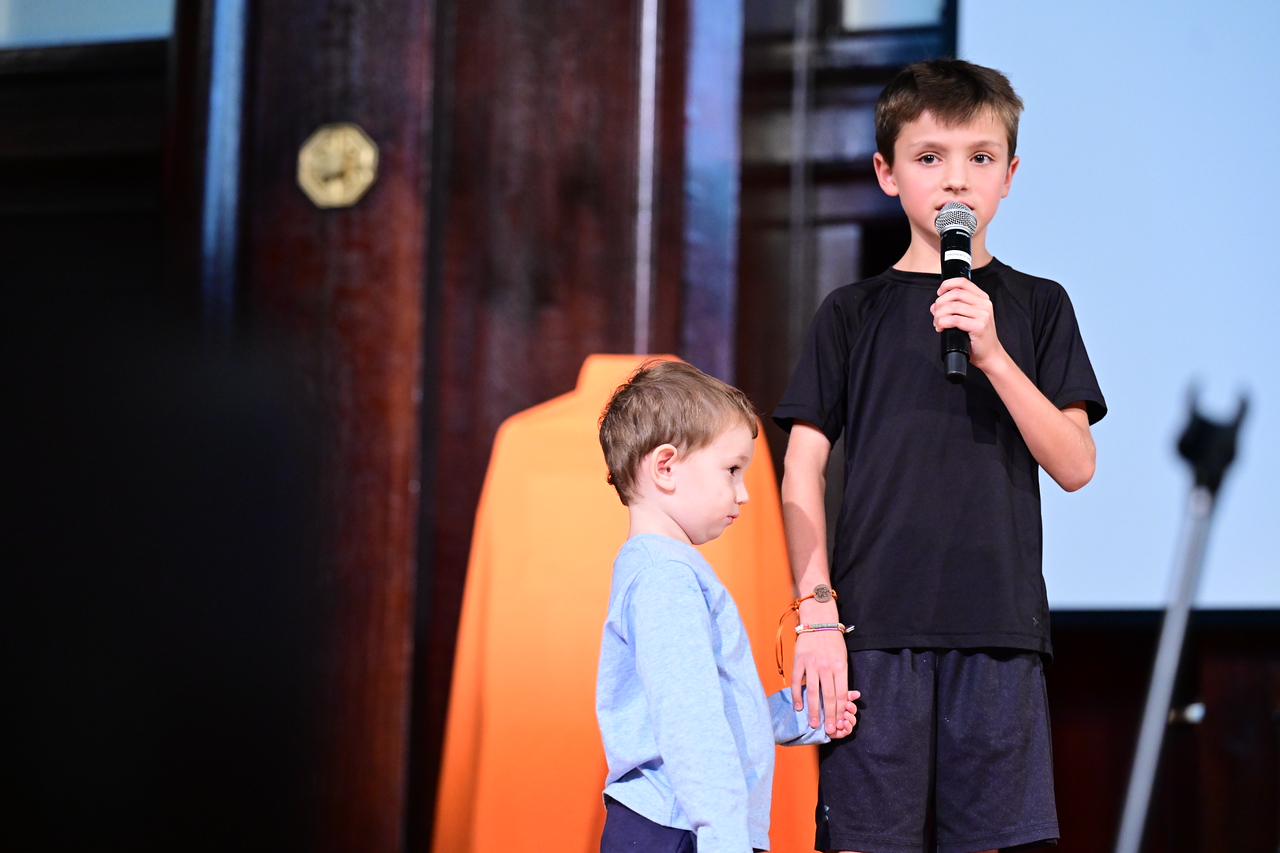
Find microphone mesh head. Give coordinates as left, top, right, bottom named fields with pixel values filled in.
left=934, top=202, right=978, bottom=237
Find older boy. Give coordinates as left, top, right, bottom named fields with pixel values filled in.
left=596, top=359, right=859, bottom=853
left=775, top=60, right=1107, bottom=853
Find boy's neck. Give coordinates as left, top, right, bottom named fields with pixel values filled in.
left=892, top=228, right=994, bottom=274
left=626, top=503, right=691, bottom=546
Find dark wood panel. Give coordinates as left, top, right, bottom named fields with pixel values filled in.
left=650, top=0, right=690, bottom=359
left=405, top=0, right=645, bottom=846
left=1048, top=615, right=1160, bottom=852
left=1197, top=627, right=1280, bottom=852
left=237, top=2, right=439, bottom=851
left=1048, top=612, right=1280, bottom=852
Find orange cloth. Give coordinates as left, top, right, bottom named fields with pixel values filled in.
left=433, top=355, right=817, bottom=853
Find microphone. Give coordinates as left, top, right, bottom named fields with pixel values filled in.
left=934, top=201, right=978, bottom=384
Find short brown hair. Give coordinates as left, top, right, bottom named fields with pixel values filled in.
left=598, top=360, right=759, bottom=506
left=875, top=59, right=1024, bottom=166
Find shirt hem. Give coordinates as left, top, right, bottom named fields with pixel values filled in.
left=602, top=787, right=686, bottom=832
left=1050, top=386, right=1107, bottom=424
left=845, top=631, right=1053, bottom=659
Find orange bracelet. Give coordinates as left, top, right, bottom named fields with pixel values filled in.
left=774, top=585, right=838, bottom=683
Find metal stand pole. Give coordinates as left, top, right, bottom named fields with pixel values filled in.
left=1114, top=486, right=1212, bottom=853
left=1113, top=393, right=1247, bottom=853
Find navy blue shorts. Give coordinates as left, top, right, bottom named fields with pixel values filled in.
left=815, top=649, right=1059, bottom=853
left=600, top=798, right=766, bottom=853
left=600, top=798, right=696, bottom=853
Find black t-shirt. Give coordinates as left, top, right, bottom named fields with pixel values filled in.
left=774, top=259, right=1106, bottom=658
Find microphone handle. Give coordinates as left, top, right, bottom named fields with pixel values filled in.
left=939, top=228, right=972, bottom=384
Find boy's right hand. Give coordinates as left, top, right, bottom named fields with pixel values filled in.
left=790, top=626, right=850, bottom=736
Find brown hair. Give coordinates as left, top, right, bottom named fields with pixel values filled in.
left=598, top=360, right=759, bottom=506
left=875, top=59, right=1024, bottom=166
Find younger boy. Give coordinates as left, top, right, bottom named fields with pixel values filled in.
left=775, top=60, right=1107, bottom=853
left=596, top=359, right=859, bottom=853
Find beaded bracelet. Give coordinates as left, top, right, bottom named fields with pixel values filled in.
left=775, top=587, right=852, bottom=683
left=796, top=622, right=853, bottom=634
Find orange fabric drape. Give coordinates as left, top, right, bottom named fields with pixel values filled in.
left=433, top=355, right=816, bottom=853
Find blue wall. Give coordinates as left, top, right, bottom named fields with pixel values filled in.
left=960, top=1, right=1279, bottom=607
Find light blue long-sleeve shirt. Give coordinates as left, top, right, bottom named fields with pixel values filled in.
left=596, top=534, right=829, bottom=853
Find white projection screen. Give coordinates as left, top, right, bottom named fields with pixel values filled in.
left=958, top=1, right=1279, bottom=608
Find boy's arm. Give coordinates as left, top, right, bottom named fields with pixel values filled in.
left=780, top=421, right=849, bottom=735
left=933, top=278, right=1096, bottom=491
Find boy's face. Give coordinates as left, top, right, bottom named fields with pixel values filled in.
left=873, top=108, right=1019, bottom=250
left=667, top=423, right=754, bottom=546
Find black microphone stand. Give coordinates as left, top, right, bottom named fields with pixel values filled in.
left=1113, top=389, right=1248, bottom=853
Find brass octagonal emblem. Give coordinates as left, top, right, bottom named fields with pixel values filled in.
left=297, top=122, right=379, bottom=209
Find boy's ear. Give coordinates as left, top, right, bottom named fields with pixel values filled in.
left=646, top=444, right=679, bottom=490
left=872, top=152, right=900, bottom=197
left=1001, top=154, right=1020, bottom=198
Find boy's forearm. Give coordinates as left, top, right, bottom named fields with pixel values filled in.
left=780, top=427, right=841, bottom=621
left=981, top=349, right=1096, bottom=491
left=781, top=474, right=829, bottom=590
left=780, top=495, right=840, bottom=622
